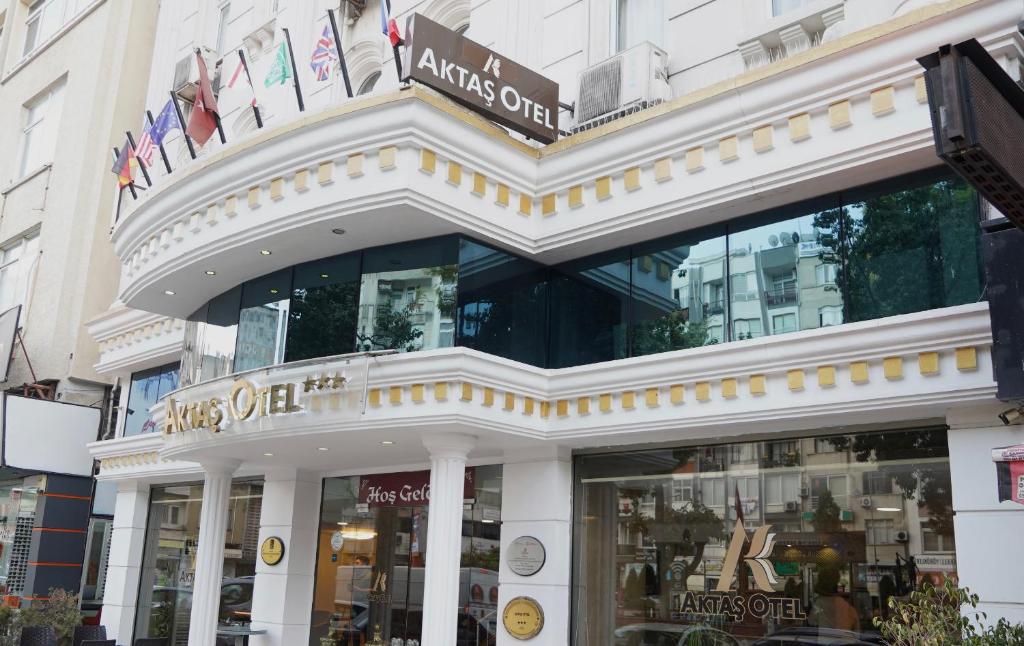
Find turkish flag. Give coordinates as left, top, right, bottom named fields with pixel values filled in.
left=186, top=51, right=220, bottom=146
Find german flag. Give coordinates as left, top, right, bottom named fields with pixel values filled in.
left=111, top=138, right=138, bottom=188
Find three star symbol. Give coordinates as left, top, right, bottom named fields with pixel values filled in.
left=303, top=372, right=348, bottom=392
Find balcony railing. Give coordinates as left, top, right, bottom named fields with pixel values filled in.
left=765, top=284, right=798, bottom=306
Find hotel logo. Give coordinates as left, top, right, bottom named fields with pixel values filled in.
left=714, top=521, right=778, bottom=593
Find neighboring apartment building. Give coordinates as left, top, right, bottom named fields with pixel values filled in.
left=0, top=0, right=156, bottom=610
left=85, top=1, right=1023, bottom=645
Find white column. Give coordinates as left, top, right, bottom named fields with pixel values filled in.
left=100, top=480, right=150, bottom=644
left=947, top=406, right=1024, bottom=624
left=250, top=469, right=322, bottom=646
left=497, top=448, right=573, bottom=646
left=420, top=433, right=477, bottom=646
left=188, top=458, right=240, bottom=646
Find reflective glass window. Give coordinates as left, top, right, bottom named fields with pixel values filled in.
left=548, top=249, right=630, bottom=368
left=631, top=227, right=726, bottom=356
left=840, top=173, right=981, bottom=323
left=234, top=269, right=292, bottom=372
left=456, top=239, right=547, bottom=367
left=572, top=428, right=954, bottom=645
left=727, top=198, right=843, bottom=341
left=135, top=482, right=263, bottom=644
left=181, top=286, right=240, bottom=386
left=286, top=254, right=361, bottom=362
left=357, top=238, right=459, bottom=353
left=124, top=362, right=180, bottom=436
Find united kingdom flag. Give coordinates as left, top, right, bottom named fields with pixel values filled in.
left=310, top=25, right=338, bottom=82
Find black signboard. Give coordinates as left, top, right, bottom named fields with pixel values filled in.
left=403, top=14, right=559, bottom=143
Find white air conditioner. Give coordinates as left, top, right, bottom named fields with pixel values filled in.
left=784, top=501, right=799, bottom=512
left=172, top=47, right=219, bottom=104
left=573, top=42, right=671, bottom=131
left=860, top=496, right=873, bottom=509
left=895, top=530, right=909, bottom=543
left=799, top=485, right=810, bottom=498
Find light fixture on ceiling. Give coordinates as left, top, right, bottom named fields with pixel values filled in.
left=269, top=288, right=279, bottom=294
left=259, top=249, right=272, bottom=256
left=164, top=290, right=176, bottom=296
left=320, top=273, right=329, bottom=279
left=205, top=270, right=216, bottom=276
left=332, top=228, right=346, bottom=235
left=336, top=521, right=348, bottom=526
left=340, top=528, right=376, bottom=540
left=380, top=440, right=394, bottom=446
left=263, top=452, right=274, bottom=457
left=876, top=507, right=901, bottom=512
left=317, top=447, right=329, bottom=452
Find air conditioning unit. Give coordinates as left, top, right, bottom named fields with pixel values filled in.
left=799, top=485, right=810, bottom=498
left=172, top=47, right=219, bottom=104
left=573, top=42, right=671, bottom=132
left=895, top=530, right=909, bottom=543
left=860, top=496, right=873, bottom=509
left=784, top=501, right=799, bottom=512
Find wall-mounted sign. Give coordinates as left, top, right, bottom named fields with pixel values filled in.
left=503, top=596, right=544, bottom=640
left=330, top=530, right=345, bottom=552
left=260, top=536, right=285, bottom=566
left=994, top=444, right=1024, bottom=505
left=403, top=14, right=559, bottom=144
left=358, top=468, right=475, bottom=508
left=163, top=371, right=350, bottom=434
left=507, top=536, right=545, bottom=577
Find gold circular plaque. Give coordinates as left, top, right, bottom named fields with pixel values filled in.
left=260, top=536, right=285, bottom=566
left=502, top=596, right=544, bottom=640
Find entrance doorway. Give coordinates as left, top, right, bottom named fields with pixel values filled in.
left=312, top=467, right=502, bottom=646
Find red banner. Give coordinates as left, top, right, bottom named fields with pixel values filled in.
left=358, top=468, right=475, bottom=507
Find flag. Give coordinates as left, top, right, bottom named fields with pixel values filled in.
left=229, top=50, right=260, bottom=106
left=264, top=41, right=293, bottom=87
left=310, top=25, right=338, bottom=81
left=111, top=139, right=138, bottom=188
left=186, top=51, right=220, bottom=146
left=136, top=100, right=181, bottom=168
left=380, top=0, right=403, bottom=47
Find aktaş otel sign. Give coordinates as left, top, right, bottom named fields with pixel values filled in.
left=402, top=14, right=559, bottom=144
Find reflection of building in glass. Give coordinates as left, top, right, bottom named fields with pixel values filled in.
left=357, top=269, right=456, bottom=353
left=234, top=303, right=288, bottom=371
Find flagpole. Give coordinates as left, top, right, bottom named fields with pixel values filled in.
left=146, top=109, right=174, bottom=175
left=237, top=49, right=264, bottom=128
left=282, top=28, right=305, bottom=112
left=195, top=48, right=228, bottom=144
left=113, top=146, right=138, bottom=199
left=327, top=9, right=353, bottom=98
left=125, top=130, right=152, bottom=188
left=385, top=0, right=403, bottom=82
left=169, top=91, right=197, bottom=159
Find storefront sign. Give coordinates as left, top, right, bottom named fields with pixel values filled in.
left=507, top=536, right=545, bottom=577
left=993, top=444, right=1024, bottom=505
left=671, top=591, right=806, bottom=622
left=502, top=596, right=544, bottom=640
left=260, top=536, right=285, bottom=566
left=914, top=554, right=956, bottom=571
left=403, top=14, right=559, bottom=144
left=715, top=521, right=778, bottom=593
left=163, top=371, right=349, bottom=434
left=358, top=468, right=475, bottom=507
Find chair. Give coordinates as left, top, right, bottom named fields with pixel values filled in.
left=19, top=626, right=56, bottom=646
left=74, top=625, right=107, bottom=646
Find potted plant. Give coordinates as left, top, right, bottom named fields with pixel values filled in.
left=17, top=589, right=81, bottom=646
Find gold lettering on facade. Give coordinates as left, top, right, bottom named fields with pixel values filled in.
left=229, top=379, right=257, bottom=420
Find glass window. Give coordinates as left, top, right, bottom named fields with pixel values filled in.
left=123, top=362, right=180, bottom=437
left=135, top=481, right=263, bottom=644
left=631, top=227, right=726, bottom=356
left=357, top=71, right=381, bottom=96
left=615, top=0, right=664, bottom=52
left=456, top=239, right=547, bottom=367
left=357, top=238, right=458, bottom=353
left=840, top=173, right=981, bottom=323
left=234, top=269, right=291, bottom=372
left=0, top=232, right=40, bottom=312
left=312, top=467, right=501, bottom=646
left=286, top=254, right=360, bottom=362
left=214, top=2, right=230, bottom=54
left=548, top=249, right=630, bottom=368
left=181, top=286, right=240, bottom=387
left=79, top=518, right=112, bottom=625
left=921, top=522, right=955, bottom=553
left=19, top=80, right=65, bottom=177
left=0, top=477, right=41, bottom=596
left=728, top=200, right=844, bottom=341
left=573, top=428, right=955, bottom=645
left=772, top=0, right=810, bottom=16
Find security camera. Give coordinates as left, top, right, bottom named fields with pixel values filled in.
left=998, top=406, right=1024, bottom=425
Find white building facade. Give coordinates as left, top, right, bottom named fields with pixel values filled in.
left=88, top=1, right=1024, bottom=645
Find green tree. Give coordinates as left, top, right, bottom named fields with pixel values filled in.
left=631, top=311, right=714, bottom=355
left=812, top=489, right=842, bottom=533
left=357, top=301, right=423, bottom=352
left=285, top=282, right=359, bottom=361
left=17, top=588, right=81, bottom=646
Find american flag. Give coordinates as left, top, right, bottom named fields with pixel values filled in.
left=310, top=25, right=338, bottom=82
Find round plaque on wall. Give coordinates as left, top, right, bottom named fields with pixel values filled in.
left=507, top=535, right=546, bottom=577
left=502, top=596, right=544, bottom=640
left=260, top=536, right=285, bottom=566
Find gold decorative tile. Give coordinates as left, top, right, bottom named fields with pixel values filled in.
left=596, top=176, right=612, bottom=200
left=955, top=347, right=978, bottom=371
left=518, top=194, right=532, bottom=216
left=883, top=357, right=903, bottom=380
left=621, top=391, right=636, bottom=410
left=818, top=366, right=836, bottom=388
left=871, top=86, right=896, bottom=116
left=411, top=384, right=425, bottom=403
left=224, top=195, right=238, bottom=218
left=721, top=378, right=738, bottom=399
left=388, top=386, right=402, bottom=405
left=483, top=387, right=494, bottom=407
left=828, top=100, right=851, bottom=129
left=568, top=185, right=583, bottom=208
left=749, top=374, right=766, bottom=395
left=524, top=397, right=534, bottom=416
left=645, top=388, right=659, bottom=408
left=378, top=146, right=397, bottom=170
left=695, top=382, right=710, bottom=402
left=670, top=384, right=684, bottom=404
left=294, top=169, right=310, bottom=192
left=599, top=393, right=612, bottom=413
left=472, top=172, right=486, bottom=196
left=503, top=393, right=515, bottom=411
left=850, top=361, right=869, bottom=383
left=346, top=154, right=364, bottom=178
left=434, top=382, right=448, bottom=401
left=718, top=136, right=739, bottom=162
left=447, top=160, right=462, bottom=186
left=420, top=149, right=436, bottom=173
left=787, top=369, right=804, bottom=391
left=624, top=167, right=641, bottom=192
left=542, top=193, right=556, bottom=216
left=368, top=388, right=381, bottom=407
left=685, top=147, right=704, bottom=173
left=269, top=177, right=284, bottom=201
left=556, top=399, right=569, bottom=417
left=789, top=113, right=811, bottom=142
left=919, top=352, right=939, bottom=375
left=753, top=125, right=774, bottom=153
left=915, top=76, right=928, bottom=104
left=461, top=383, right=473, bottom=402
left=577, top=397, right=590, bottom=415
left=496, top=183, right=510, bottom=207
left=317, top=161, right=334, bottom=185
left=654, top=157, right=672, bottom=182
left=540, top=401, right=551, bottom=418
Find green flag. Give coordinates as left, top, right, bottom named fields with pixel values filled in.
left=264, top=41, right=292, bottom=87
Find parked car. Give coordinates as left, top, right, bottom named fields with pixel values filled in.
left=750, top=627, right=885, bottom=645
left=613, top=623, right=741, bottom=646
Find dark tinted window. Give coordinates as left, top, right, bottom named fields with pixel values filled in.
left=286, top=254, right=360, bottom=362
left=235, top=269, right=292, bottom=371
left=124, top=362, right=179, bottom=436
